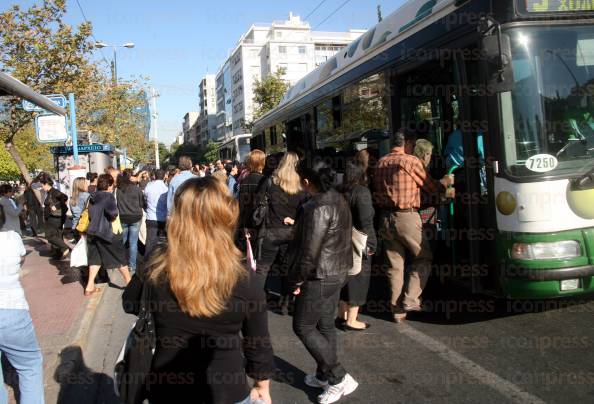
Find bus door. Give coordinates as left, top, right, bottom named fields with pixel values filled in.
left=397, top=58, right=484, bottom=288
left=455, top=51, right=497, bottom=293
left=286, top=117, right=304, bottom=153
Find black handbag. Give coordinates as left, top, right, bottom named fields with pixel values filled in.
left=114, top=281, right=156, bottom=404
left=252, top=177, right=272, bottom=228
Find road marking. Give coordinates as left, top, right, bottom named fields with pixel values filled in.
left=397, top=324, right=547, bottom=404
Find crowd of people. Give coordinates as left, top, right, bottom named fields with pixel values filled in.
left=0, top=128, right=456, bottom=403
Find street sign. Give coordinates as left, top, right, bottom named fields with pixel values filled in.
left=50, top=144, right=114, bottom=155
left=23, top=94, right=67, bottom=112
left=35, top=114, right=68, bottom=143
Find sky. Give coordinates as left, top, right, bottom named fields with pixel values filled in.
left=3, top=0, right=405, bottom=145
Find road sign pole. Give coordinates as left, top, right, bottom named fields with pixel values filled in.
left=68, top=93, right=79, bottom=165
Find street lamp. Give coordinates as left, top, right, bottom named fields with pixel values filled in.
left=94, top=41, right=135, bottom=86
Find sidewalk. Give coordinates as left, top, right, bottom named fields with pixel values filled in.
left=2, top=237, right=105, bottom=403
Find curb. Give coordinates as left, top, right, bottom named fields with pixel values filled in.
left=48, top=285, right=107, bottom=384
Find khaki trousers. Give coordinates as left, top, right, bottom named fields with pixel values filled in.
left=379, top=211, right=433, bottom=312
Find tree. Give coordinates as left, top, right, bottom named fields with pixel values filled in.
left=250, top=67, right=289, bottom=127
left=170, top=143, right=200, bottom=167
left=147, top=141, right=171, bottom=168
left=0, top=1, right=153, bottom=180
left=0, top=0, right=98, bottom=183
left=84, top=80, right=151, bottom=163
left=201, top=141, right=220, bottom=163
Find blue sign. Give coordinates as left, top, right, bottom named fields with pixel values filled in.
left=50, top=144, right=114, bottom=155
left=23, top=94, right=67, bottom=112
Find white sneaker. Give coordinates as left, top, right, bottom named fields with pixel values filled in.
left=318, top=374, right=358, bottom=404
left=305, top=374, right=329, bottom=389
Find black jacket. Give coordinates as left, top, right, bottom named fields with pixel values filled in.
left=287, top=189, right=353, bottom=286
left=116, top=185, right=144, bottom=224
left=238, top=172, right=264, bottom=229
left=43, top=188, right=68, bottom=222
left=344, top=185, right=377, bottom=253
left=87, top=191, right=118, bottom=242
left=122, top=271, right=275, bottom=404
left=256, top=180, right=308, bottom=229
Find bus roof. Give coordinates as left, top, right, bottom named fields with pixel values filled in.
left=221, top=134, right=252, bottom=147
left=0, top=72, right=67, bottom=116
left=253, top=0, right=460, bottom=132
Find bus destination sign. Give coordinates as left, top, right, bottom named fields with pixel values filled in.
left=524, top=0, right=594, bottom=13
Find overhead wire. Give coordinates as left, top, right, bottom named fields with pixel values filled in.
left=313, top=0, right=354, bottom=30
left=74, top=0, right=109, bottom=65
left=304, top=0, right=329, bottom=21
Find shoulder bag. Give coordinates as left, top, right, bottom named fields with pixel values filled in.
left=75, top=199, right=91, bottom=233
left=350, top=227, right=368, bottom=276
left=114, top=281, right=156, bottom=404
left=252, top=177, right=272, bottom=228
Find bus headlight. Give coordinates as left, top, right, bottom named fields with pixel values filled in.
left=511, top=241, right=581, bottom=260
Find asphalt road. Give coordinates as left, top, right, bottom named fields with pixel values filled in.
left=55, top=273, right=594, bottom=404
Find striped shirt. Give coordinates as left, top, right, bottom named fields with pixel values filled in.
left=373, top=148, right=443, bottom=210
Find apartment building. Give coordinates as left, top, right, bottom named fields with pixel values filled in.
left=182, top=112, right=200, bottom=145
left=198, top=75, right=217, bottom=146
left=223, top=13, right=364, bottom=135
left=215, top=61, right=234, bottom=142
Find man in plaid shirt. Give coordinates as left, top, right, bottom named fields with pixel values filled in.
left=374, top=131, right=454, bottom=323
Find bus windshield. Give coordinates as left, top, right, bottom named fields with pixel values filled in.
left=500, top=25, right=594, bottom=178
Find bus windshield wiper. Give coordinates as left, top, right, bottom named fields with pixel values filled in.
left=572, top=165, right=594, bottom=190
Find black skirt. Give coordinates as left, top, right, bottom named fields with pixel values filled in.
left=87, top=233, right=127, bottom=269
left=340, top=255, right=372, bottom=306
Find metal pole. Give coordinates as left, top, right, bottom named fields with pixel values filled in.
left=151, top=87, right=160, bottom=169
left=113, top=47, right=118, bottom=86
left=68, top=93, right=79, bottom=165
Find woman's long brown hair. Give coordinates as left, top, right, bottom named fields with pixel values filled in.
left=149, top=176, right=245, bottom=317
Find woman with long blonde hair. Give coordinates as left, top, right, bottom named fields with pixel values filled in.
left=123, top=176, right=274, bottom=404
left=69, top=177, right=89, bottom=241
left=254, top=152, right=307, bottom=313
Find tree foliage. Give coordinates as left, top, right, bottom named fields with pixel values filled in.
left=251, top=68, right=289, bottom=124
left=83, top=81, right=150, bottom=163
left=147, top=141, right=171, bottom=168
left=169, top=140, right=220, bottom=167
left=0, top=0, right=152, bottom=180
left=202, top=141, right=220, bottom=163
left=0, top=125, right=54, bottom=180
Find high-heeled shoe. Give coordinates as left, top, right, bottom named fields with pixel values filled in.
left=341, top=322, right=371, bottom=332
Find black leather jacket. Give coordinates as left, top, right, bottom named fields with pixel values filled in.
left=287, top=189, right=353, bottom=286
left=43, top=188, right=68, bottom=222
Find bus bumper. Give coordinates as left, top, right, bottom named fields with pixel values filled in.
left=498, top=230, right=594, bottom=299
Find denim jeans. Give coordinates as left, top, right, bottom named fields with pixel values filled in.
left=0, top=309, right=44, bottom=404
left=122, top=220, right=141, bottom=272
left=144, top=220, right=166, bottom=262
left=255, top=227, right=293, bottom=294
left=292, top=274, right=347, bottom=385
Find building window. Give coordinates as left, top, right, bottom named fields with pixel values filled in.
left=299, top=46, right=306, bottom=54
left=279, top=46, right=287, bottom=54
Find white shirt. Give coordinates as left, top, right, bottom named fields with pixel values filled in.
left=144, top=180, right=168, bottom=222
left=0, top=197, right=23, bottom=235
left=0, top=230, right=28, bottom=310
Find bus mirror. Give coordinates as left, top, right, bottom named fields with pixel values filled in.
left=482, top=33, right=514, bottom=93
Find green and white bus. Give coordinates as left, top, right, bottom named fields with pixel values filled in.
left=252, top=0, right=594, bottom=299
